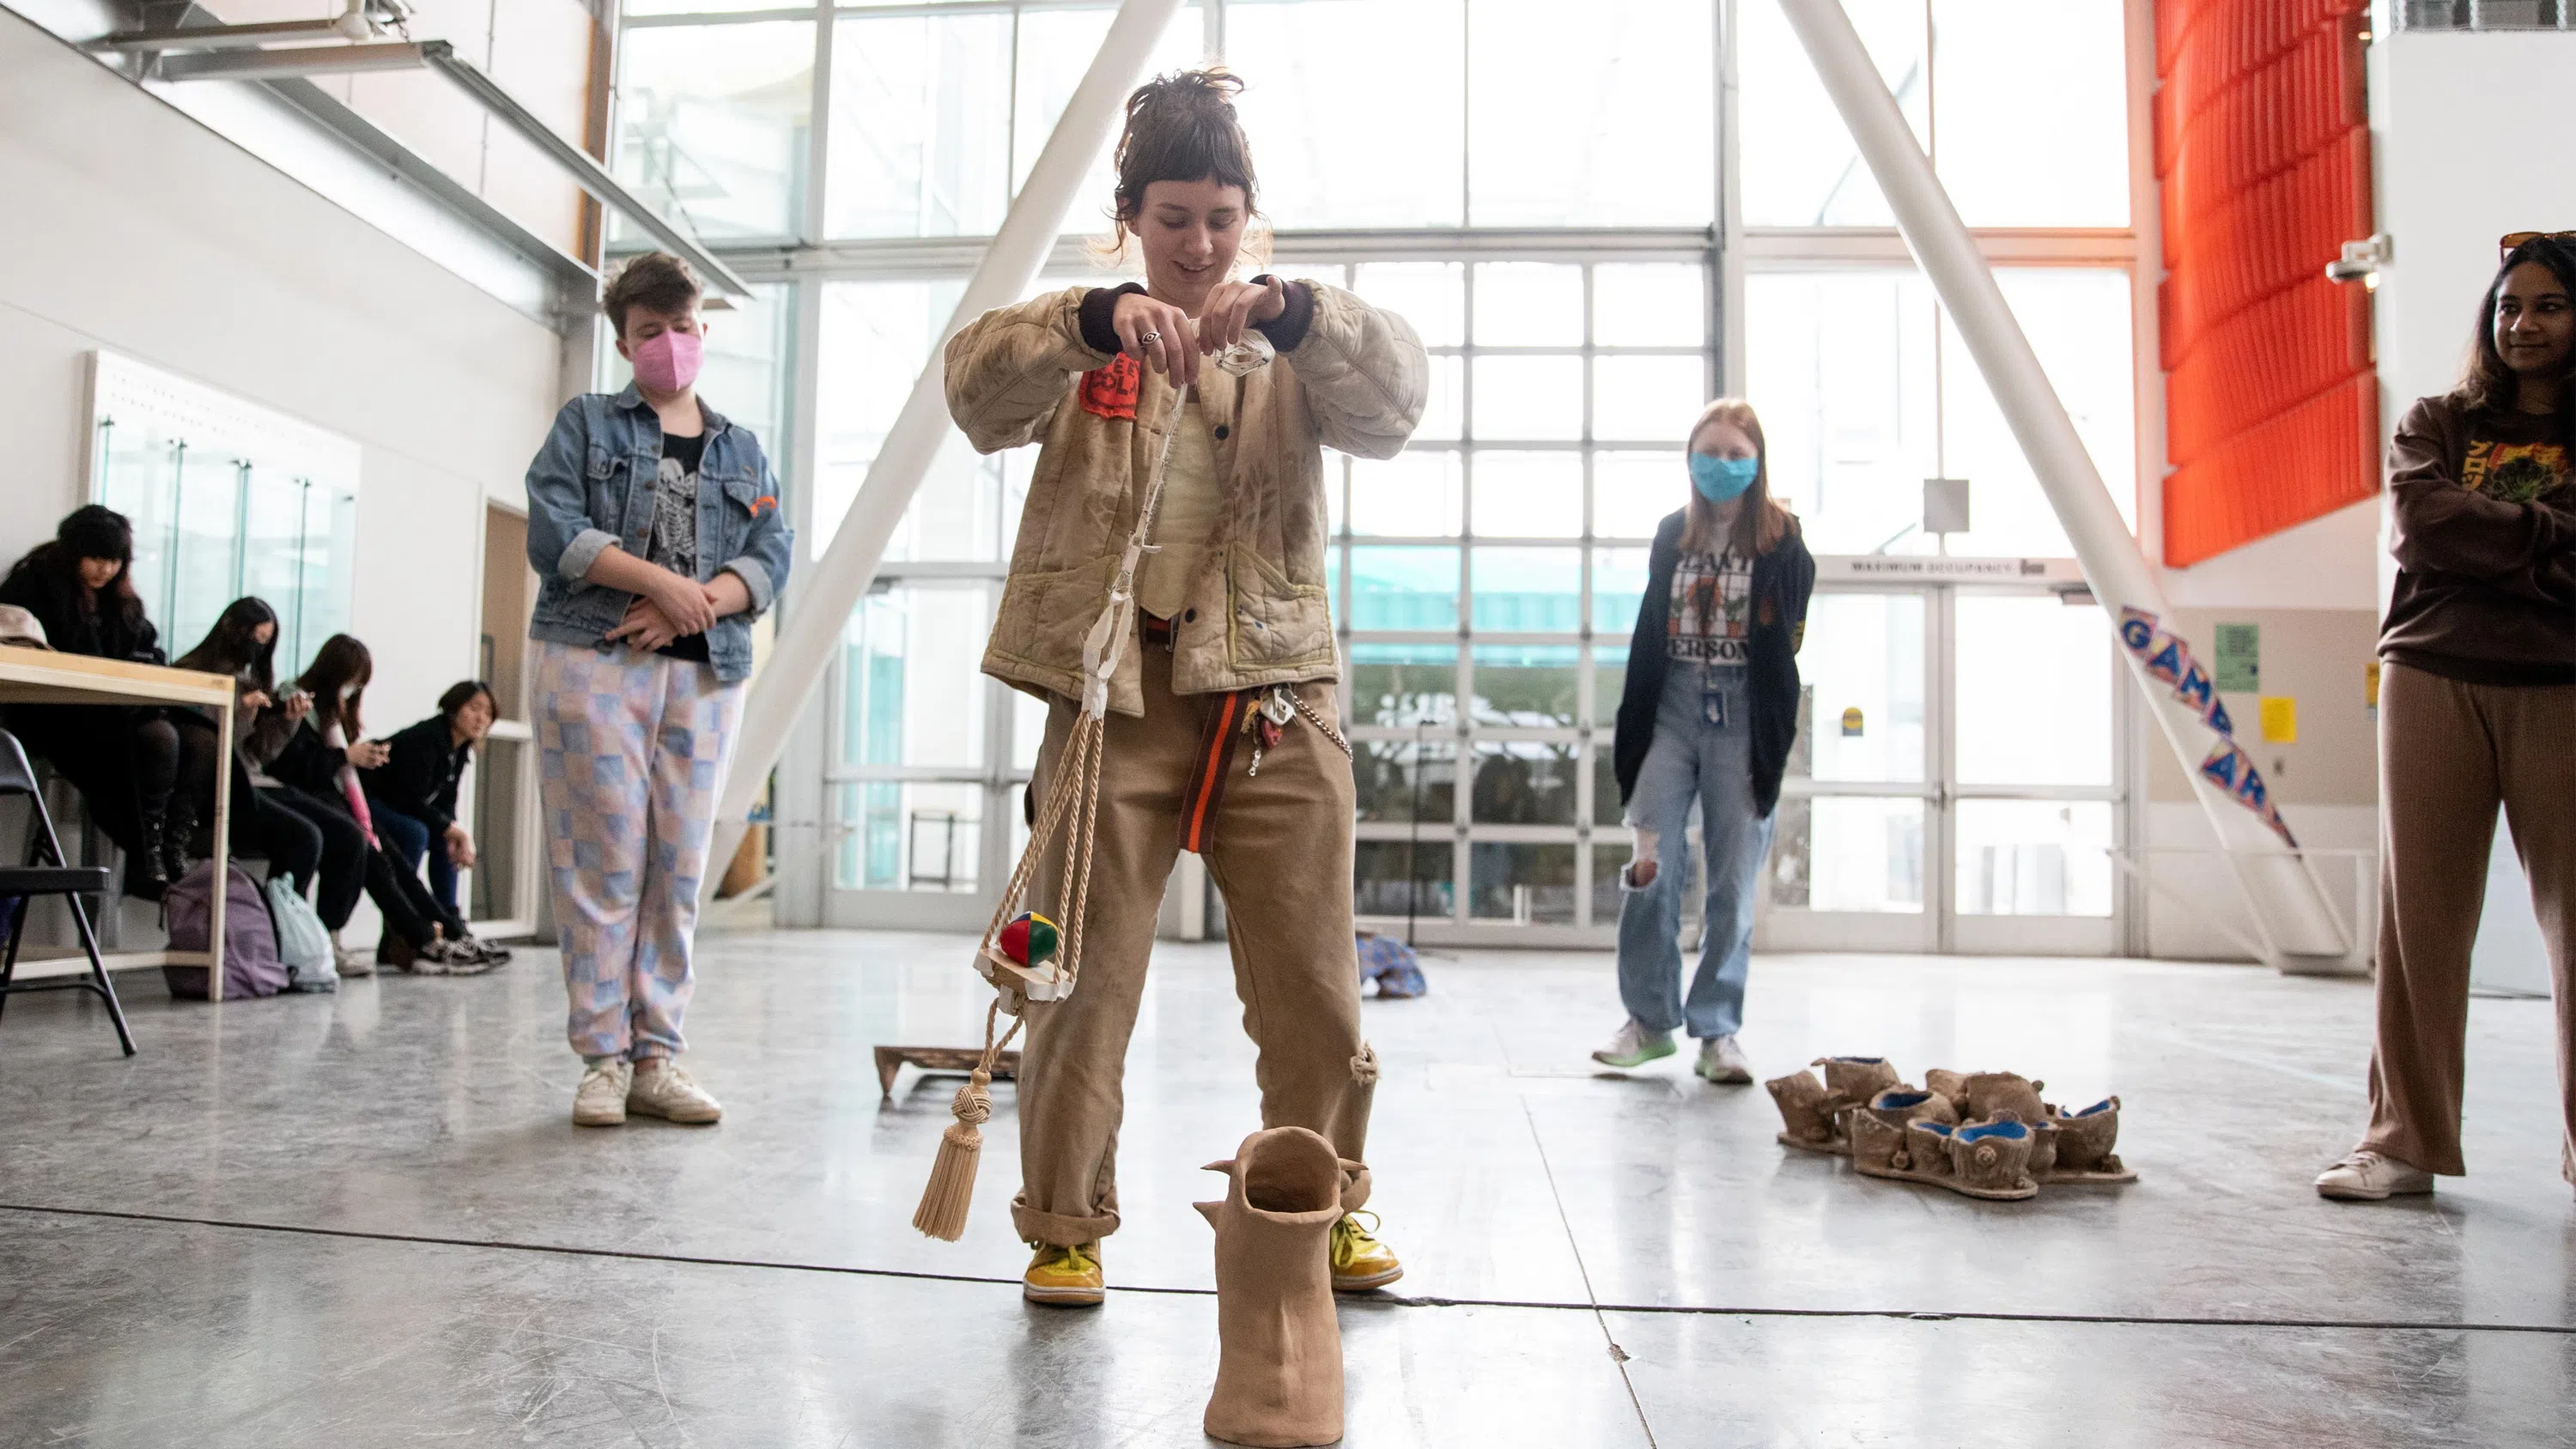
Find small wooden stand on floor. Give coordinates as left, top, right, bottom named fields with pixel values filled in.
left=876, top=1045, right=1022, bottom=1100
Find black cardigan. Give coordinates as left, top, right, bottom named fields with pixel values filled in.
left=361, top=715, right=471, bottom=834
left=1611, top=510, right=1817, bottom=819
left=268, top=718, right=349, bottom=799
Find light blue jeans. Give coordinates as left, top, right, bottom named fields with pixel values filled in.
left=1614, top=662, right=1775, bottom=1041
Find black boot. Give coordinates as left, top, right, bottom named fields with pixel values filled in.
left=161, top=797, right=196, bottom=887
left=126, top=811, right=172, bottom=902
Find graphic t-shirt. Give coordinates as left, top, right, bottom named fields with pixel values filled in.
left=647, top=430, right=712, bottom=663
left=2458, top=432, right=2569, bottom=503
left=1667, top=549, right=1753, bottom=665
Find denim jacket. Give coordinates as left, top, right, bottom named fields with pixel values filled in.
left=522, top=385, right=794, bottom=684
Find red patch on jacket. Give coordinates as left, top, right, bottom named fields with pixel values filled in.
left=1079, top=354, right=1142, bottom=421
left=1758, top=598, right=1778, bottom=627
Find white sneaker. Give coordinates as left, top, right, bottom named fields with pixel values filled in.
left=1592, top=1019, right=1677, bottom=1070
left=1696, top=1034, right=1753, bottom=1084
left=2315, top=1149, right=2434, bottom=1201
left=628, top=1059, right=722, bottom=1125
left=574, top=1059, right=633, bottom=1127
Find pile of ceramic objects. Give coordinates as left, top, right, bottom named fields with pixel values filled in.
left=1766, top=1056, right=2137, bottom=1202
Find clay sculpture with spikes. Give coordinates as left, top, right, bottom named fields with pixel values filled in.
left=1850, top=1086, right=1965, bottom=1189
left=1774, top=1059, right=2137, bottom=1198
left=1959, top=1071, right=2047, bottom=1129
left=1766, top=1068, right=1847, bottom=1154
left=1816, top=1056, right=1901, bottom=1152
left=1197, top=1126, right=1352, bottom=1448
left=1816, top=1055, right=1902, bottom=1109
left=1946, top=1116, right=2040, bottom=1200
left=2043, top=1096, right=2138, bottom=1183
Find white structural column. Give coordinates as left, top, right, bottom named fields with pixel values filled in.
left=1776, top=0, right=2347, bottom=964
left=704, top=0, right=1186, bottom=900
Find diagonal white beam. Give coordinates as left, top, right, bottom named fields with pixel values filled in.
left=702, top=0, right=1184, bottom=904
left=1776, top=0, right=2348, bottom=966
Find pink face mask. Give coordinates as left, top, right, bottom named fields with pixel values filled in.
left=629, top=328, right=703, bottom=392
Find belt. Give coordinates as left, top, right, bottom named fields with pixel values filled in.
left=1141, top=611, right=1176, bottom=649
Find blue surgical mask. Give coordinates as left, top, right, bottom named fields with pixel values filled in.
left=1690, top=453, right=1760, bottom=503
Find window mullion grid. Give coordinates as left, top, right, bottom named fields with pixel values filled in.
left=1453, top=637, right=1475, bottom=925
left=796, top=245, right=1709, bottom=934
left=1461, top=345, right=1699, bottom=357
left=1005, top=4, right=1022, bottom=195
left=623, top=4, right=823, bottom=28
left=1455, top=255, right=1475, bottom=925
left=626, top=2, right=1188, bottom=22
left=1457, top=0, right=1472, bottom=231
left=1574, top=262, right=1598, bottom=924
left=805, top=3, right=835, bottom=245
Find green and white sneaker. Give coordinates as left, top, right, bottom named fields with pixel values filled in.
left=1592, top=1019, right=1677, bottom=1070
left=1695, top=1034, right=1753, bottom=1084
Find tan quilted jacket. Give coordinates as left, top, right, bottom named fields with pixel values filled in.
left=945, top=281, right=1427, bottom=714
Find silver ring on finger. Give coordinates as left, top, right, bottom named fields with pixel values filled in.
left=1139, top=330, right=1161, bottom=346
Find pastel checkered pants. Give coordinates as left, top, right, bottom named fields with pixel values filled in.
left=534, top=640, right=744, bottom=1062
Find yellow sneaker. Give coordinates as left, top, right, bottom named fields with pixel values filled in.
left=1023, top=1241, right=1105, bottom=1307
left=1328, top=1211, right=1403, bottom=1292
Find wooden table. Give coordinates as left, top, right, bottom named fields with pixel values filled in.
left=0, top=651, right=238, bottom=997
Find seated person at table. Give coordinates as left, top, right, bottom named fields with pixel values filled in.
left=171, top=598, right=343, bottom=915
left=362, top=680, right=492, bottom=925
left=272, top=635, right=503, bottom=973
left=0, top=506, right=184, bottom=898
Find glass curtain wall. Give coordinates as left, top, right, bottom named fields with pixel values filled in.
left=605, top=0, right=2140, bottom=941
left=1733, top=0, right=2138, bottom=950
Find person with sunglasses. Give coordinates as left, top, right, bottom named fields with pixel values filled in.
left=2317, top=233, right=2576, bottom=1203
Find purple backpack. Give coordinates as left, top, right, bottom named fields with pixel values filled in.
left=162, top=861, right=289, bottom=1000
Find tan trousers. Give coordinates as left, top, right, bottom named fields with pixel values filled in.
left=2365, top=663, right=2576, bottom=1180
left=1010, top=642, right=1376, bottom=1246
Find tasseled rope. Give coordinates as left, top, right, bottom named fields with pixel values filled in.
left=912, top=1000, right=1026, bottom=1240
left=910, top=379, right=1193, bottom=1242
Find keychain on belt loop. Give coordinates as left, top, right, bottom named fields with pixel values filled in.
left=914, top=329, right=1273, bottom=1242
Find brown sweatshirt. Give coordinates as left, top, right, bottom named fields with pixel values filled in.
left=2379, top=393, right=2576, bottom=687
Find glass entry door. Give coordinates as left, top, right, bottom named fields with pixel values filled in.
left=821, top=579, right=1039, bottom=931
left=1757, top=568, right=2123, bottom=955
left=1761, top=588, right=1936, bottom=950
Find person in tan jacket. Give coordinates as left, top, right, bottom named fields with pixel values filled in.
left=944, top=70, right=1426, bottom=1306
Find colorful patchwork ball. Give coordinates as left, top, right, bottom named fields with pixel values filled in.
left=999, top=912, right=1060, bottom=967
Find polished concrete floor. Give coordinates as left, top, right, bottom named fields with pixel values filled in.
left=0, top=931, right=2570, bottom=1446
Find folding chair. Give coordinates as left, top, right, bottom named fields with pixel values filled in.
left=0, top=728, right=135, bottom=1056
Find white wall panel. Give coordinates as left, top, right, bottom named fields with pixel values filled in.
left=0, top=8, right=568, bottom=943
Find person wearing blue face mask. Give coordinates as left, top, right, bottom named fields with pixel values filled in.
left=1593, top=399, right=1814, bottom=1083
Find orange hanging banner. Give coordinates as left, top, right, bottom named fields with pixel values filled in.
left=2154, top=0, right=2378, bottom=567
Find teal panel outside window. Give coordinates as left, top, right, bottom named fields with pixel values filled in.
left=1349, top=547, right=1461, bottom=631
left=1592, top=548, right=1651, bottom=639
left=1469, top=548, right=1581, bottom=633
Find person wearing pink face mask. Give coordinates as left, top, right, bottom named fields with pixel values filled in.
left=522, top=252, right=795, bottom=1130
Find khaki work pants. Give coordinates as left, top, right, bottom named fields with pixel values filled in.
left=1010, top=642, right=1376, bottom=1247
left=2364, top=662, right=2576, bottom=1181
